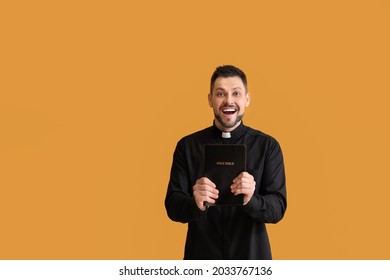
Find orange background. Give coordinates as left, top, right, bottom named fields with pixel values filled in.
left=1, top=0, right=389, bottom=259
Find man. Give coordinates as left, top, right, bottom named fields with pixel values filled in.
left=165, top=65, right=287, bottom=260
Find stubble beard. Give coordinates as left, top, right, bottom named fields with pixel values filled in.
left=214, top=113, right=244, bottom=129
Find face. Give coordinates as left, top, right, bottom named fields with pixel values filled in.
left=208, top=76, right=250, bottom=132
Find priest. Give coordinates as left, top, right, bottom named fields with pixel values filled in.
left=165, top=65, right=287, bottom=260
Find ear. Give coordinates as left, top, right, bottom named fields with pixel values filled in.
left=245, top=92, right=251, bottom=107
left=208, top=93, right=213, bottom=107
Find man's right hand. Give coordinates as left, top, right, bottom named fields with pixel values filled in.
left=193, top=177, right=219, bottom=211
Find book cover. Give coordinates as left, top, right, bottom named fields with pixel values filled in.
left=204, top=144, right=247, bottom=206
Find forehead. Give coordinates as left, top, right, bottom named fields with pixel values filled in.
left=213, top=76, right=245, bottom=91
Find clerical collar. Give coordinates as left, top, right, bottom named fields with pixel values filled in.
left=222, top=132, right=231, bottom=138
left=212, top=121, right=245, bottom=140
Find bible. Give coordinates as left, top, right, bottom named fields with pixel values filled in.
left=204, top=144, right=247, bottom=206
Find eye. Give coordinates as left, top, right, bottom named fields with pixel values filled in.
left=216, top=92, right=225, bottom=97
left=233, top=91, right=241, bottom=96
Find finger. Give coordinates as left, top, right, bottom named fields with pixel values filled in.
left=230, top=181, right=242, bottom=193
left=239, top=181, right=256, bottom=189
left=243, top=178, right=256, bottom=187
left=195, top=193, right=217, bottom=210
left=231, top=182, right=255, bottom=194
left=233, top=172, right=254, bottom=182
left=232, top=188, right=251, bottom=195
left=230, top=179, right=249, bottom=190
left=197, top=177, right=216, bottom=188
left=232, top=187, right=254, bottom=196
left=204, top=196, right=216, bottom=204
left=230, top=182, right=238, bottom=191
left=194, top=184, right=219, bottom=196
left=194, top=182, right=218, bottom=195
left=232, top=177, right=255, bottom=190
left=195, top=189, right=219, bottom=199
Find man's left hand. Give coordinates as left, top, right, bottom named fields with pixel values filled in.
left=230, top=172, right=256, bottom=205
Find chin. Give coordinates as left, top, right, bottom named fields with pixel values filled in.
left=215, top=114, right=243, bottom=130
left=222, top=121, right=237, bottom=128
left=221, top=119, right=241, bottom=129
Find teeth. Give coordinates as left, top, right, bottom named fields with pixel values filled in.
left=222, top=108, right=236, bottom=112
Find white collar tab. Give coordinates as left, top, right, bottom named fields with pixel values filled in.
left=221, top=132, right=231, bottom=139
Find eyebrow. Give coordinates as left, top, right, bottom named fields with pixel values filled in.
left=214, top=87, right=244, bottom=92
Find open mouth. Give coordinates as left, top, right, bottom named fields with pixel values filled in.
left=222, top=108, right=237, bottom=115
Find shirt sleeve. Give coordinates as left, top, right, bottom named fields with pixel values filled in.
left=165, top=140, right=204, bottom=223
left=242, top=138, right=287, bottom=223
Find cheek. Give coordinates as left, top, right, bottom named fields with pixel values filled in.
left=240, top=100, right=249, bottom=109
left=211, top=101, right=220, bottom=110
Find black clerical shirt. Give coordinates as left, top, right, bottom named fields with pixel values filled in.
left=165, top=122, right=287, bottom=259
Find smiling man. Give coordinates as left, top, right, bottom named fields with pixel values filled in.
left=210, top=75, right=249, bottom=130
left=165, top=65, right=287, bottom=260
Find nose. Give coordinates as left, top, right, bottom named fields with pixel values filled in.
left=226, top=93, right=234, bottom=105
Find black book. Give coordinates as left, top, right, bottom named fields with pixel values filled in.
left=204, top=144, right=247, bottom=206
